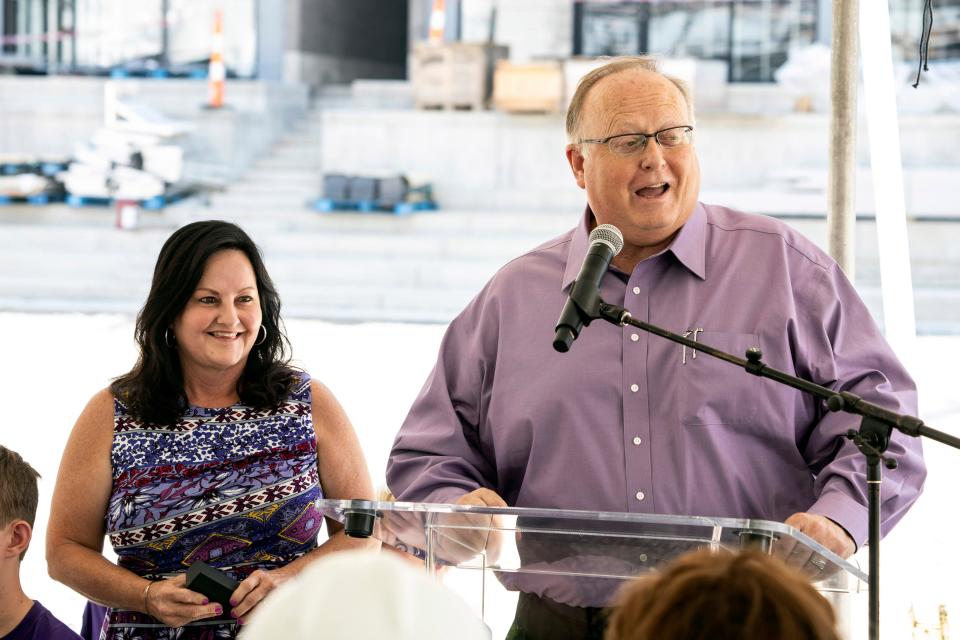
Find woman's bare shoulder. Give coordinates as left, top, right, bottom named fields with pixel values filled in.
left=73, top=387, right=119, bottom=439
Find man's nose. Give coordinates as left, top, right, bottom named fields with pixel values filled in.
left=638, top=140, right=667, bottom=170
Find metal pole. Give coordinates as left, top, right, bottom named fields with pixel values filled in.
left=828, top=0, right=859, bottom=277
left=868, top=454, right=881, bottom=640
left=69, top=0, right=76, bottom=70
left=160, top=0, right=169, bottom=65
left=860, top=0, right=918, bottom=363
left=760, top=0, right=771, bottom=82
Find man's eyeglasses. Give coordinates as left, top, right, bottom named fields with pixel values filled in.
left=579, top=126, right=694, bottom=157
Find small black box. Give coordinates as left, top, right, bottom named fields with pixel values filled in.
left=185, top=561, right=239, bottom=618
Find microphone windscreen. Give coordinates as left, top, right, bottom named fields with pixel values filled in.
left=589, top=224, right=624, bottom=255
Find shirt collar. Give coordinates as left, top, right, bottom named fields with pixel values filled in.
left=561, top=202, right=707, bottom=291
left=561, top=207, right=595, bottom=291
left=668, top=202, right=707, bottom=280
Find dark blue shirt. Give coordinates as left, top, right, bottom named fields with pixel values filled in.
left=3, top=601, right=80, bottom=640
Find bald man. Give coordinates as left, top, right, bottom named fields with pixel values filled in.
left=387, top=57, right=925, bottom=639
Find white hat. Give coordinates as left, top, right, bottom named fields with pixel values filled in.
left=240, top=550, right=491, bottom=640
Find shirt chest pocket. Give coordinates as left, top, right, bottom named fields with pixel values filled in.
left=678, top=331, right=762, bottom=426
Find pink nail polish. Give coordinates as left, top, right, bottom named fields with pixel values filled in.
left=230, top=610, right=238, bottom=618
left=238, top=618, right=244, bottom=625
left=229, top=598, right=237, bottom=606
left=202, top=598, right=209, bottom=605
left=214, top=606, right=223, bottom=615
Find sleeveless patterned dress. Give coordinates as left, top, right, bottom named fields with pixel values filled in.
left=99, top=373, right=323, bottom=639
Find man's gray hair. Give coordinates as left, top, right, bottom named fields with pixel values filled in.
left=565, top=56, right=696, bottom=143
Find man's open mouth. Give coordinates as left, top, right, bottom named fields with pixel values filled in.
left=634, top=183, right=669, bottom=198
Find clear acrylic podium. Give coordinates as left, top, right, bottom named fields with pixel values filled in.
left=318, top=499, right=866, bottom=639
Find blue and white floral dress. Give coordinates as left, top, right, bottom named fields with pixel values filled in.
left=99, top=373, right=323, bottom=640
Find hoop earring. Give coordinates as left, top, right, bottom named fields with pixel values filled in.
left=164, top=328, right=175, bottom=348
left=255, top=326, right=268, bottom=346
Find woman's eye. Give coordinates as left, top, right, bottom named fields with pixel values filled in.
left=199, top=296, right=217, bottom=304
left=238, top=295, right=254, bottom=303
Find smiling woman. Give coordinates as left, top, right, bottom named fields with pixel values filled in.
left=170, top=250, right=266, bottom=397
left=44, top=221, right=376, bottom=640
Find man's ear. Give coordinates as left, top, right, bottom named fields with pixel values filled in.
left=565, top=144, right=587, bottom=190
left=1, top=520, right=32, bottom=561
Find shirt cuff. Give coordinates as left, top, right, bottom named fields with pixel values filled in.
left=807, top=489, right=868, bottom=550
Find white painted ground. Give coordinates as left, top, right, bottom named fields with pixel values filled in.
left=1, top=312, right=957, bottom=639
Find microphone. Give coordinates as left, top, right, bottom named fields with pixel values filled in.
left=553, top=223, right=624, bottom=353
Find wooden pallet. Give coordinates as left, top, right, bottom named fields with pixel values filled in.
left=65, top=188, right=194, bottom=210
left=0, top=192, right=64, bottom=205
left=493, top=60, right=565, bottom=114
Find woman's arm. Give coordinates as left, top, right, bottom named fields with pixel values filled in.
left=229, top=379, right=378, bottom=621
left=308, top=378, right=379, bottom=552
left=46, top=389, right=221, bottom=626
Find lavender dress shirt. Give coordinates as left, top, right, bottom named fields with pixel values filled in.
left=386, top=202, right=926, bottom=549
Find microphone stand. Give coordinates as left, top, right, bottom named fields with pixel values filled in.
left=587, top=300, right=960, bottom=640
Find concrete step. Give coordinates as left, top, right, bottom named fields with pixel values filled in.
left=6, top=236, right=956, bottom=291
left=264, top=147, right=322, bottom=164
left=0, top=260, right=494, bottom=295
left=232, top=171, right=320, bottom=187
left=209, top=192, right=317, bottom=209
left=3, top=271, right=959, bottom=331
left=235, top=167, right=322, bottom=183
left=251, top=160, right=324, bottom=173
left=0, top=216, right=479, bottom=256
left=279, top=125, right=324, bottom=144
left=272, top=133, right=323, bottom=147
left=225, top=184, right=320, bottom=199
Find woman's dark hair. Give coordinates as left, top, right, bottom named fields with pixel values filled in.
left=604, top=549, right=840, bottom=640
left=112, top=220, right=297, bottom=425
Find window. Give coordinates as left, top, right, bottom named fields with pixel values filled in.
left=574, top=0, right=818, bottom=83
left=0, top=0, right=256, bottom=77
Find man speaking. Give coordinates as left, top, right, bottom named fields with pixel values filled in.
left=386, top=57, right=925, bottom=637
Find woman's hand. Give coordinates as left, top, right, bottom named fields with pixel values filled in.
left=144, top=574, right=224, bottom=628
left=228, top=567, right=293, bottom=624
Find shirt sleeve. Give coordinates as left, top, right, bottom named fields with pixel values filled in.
left=797, top=262, right=926, bottom=548
left=386, top=287, right=501, bottom=504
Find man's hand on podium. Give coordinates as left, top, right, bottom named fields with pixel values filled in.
left=456, top=488, right=508, bottom=509
left=775, top=512, right=857, bottom=579
left=429, top=489, right=508, bottom=565
left=784, top=512, right=856, bottom=559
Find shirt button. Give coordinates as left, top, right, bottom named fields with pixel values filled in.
left=632, top=436, right=642, bottom=446
left=635, top=490, right=645, bottom=502
left=632, top=286, right=641, bottom=295
left=630, top=333, right=639, bottom=342
left=630, top=383, right=639, bottom=393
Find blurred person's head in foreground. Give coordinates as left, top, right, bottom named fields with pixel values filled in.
left=239, top=550, right=490, bottom=640
left=605, top=548, right=840, bottom=640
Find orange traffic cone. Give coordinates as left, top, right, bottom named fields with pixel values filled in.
left=428, top=0, right=446, bottom=44
left=206, top=10, right=225, bottom=108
